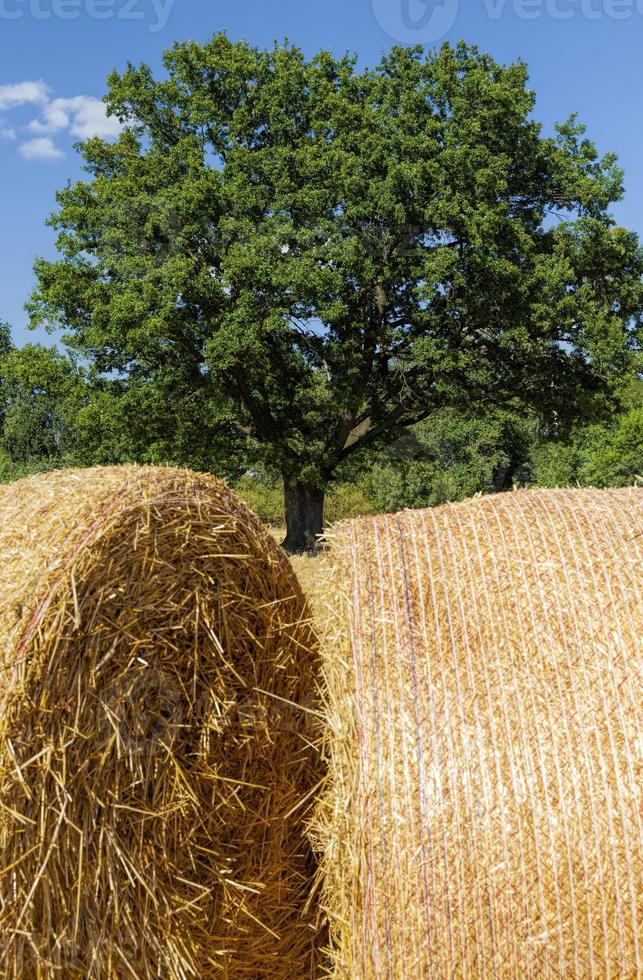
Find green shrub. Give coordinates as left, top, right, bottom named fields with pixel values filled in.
left=529, top=443, right=581, bottom=488
left=356, top=410, right=534, bottom=513
left=325, top=484, right=378, bottom=523
left=234, top=476, right=377, bottom=527
left=0, top=451, right=67, bottom=484
left=578, top=409, right=643, bottom=486
left=531, top=407, right=643, bottom=489
left=234, top=477, right=285, bottom=525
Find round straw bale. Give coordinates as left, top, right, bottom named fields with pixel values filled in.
left=0, top=466, right=323, bottom=978
left=315, top=488, right=642, bottom=978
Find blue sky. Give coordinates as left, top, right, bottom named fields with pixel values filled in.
left=1, top=0, right=642, bottom=346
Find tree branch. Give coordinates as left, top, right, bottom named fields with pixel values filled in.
left=338, top=398, right=437, bottom=462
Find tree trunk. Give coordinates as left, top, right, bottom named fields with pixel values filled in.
left=492, top=455, right=520, bottom=493
left=492, top=462, right=513, bottom=493
left=282, top=480, right=325, bottom=554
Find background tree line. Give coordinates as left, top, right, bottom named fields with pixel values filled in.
left=2, top=320, right=640, bottom=522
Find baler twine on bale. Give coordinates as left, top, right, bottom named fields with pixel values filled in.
left=314, top=488, right=642, bottom=979
left=0, top=466, right=324, bottom=979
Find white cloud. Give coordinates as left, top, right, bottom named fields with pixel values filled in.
left=0, top=80, right=49, bottom=111
left=27, top=95, right=122, bottom=140
left=19, top=137, right=64, bottom=161
left=0, top=82, right=121, bottom=163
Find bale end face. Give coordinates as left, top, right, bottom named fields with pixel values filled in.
left=0, top=466, right=324, bottom=978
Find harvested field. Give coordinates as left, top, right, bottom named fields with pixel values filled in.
left=315, top=488, right=643, bottom=979
left=0, top=466, right=323, bottom=979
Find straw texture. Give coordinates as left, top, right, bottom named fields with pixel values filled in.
left=0, top=466, right=323, bottom=978
left=315, top=488, right=642, bottom=978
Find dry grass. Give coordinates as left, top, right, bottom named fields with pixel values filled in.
left=267, top=529, right=332, bottom=625
left=0, top=466, right=324, bottom=978
left=314, top=488, right=643, bottom=978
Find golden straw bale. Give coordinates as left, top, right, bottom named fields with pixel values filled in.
left=0, top=466, right=323, bottom=978
left=315, top=488, right=642, bottom=979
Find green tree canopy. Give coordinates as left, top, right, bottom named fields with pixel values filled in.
left=29, top=36, right=643, bottom=549
left=357, top=406, right=535, bottom=512
left=0, top=323, right=11, bottom=359
left=0, top=323, right=13, bottom=447
left=0, top=341, right=84, bottom=466
left=532, top=376, right=643, bottom=488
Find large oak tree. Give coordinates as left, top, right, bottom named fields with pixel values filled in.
left=29, top=37, right=643, bottom=550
